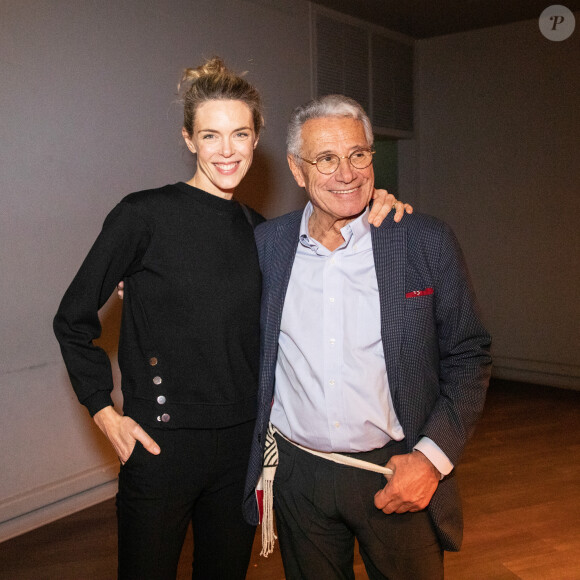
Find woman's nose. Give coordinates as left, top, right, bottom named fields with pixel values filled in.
left=220, top=138, right=234, bottom=157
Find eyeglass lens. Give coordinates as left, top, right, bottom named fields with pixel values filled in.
left=316, top=150, right=373, bottom=174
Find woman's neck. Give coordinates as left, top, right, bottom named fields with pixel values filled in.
left=186, top=175, right=234, bottom=201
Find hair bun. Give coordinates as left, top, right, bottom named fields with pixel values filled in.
left=179, top=57, right=227, bottom=93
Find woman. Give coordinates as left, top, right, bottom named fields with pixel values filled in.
left=53, top=57, right=410, bottom=579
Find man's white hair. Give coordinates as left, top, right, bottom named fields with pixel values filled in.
left=286, top=94, right=374, bottom=158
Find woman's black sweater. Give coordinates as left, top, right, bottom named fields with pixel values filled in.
left=54, top=182, right=264, bottom=429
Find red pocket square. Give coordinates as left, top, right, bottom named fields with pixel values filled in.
left=405, top=288, right=434, bottom=298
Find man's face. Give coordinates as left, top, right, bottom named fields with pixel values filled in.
left=288, top=116, right=374, bottom=226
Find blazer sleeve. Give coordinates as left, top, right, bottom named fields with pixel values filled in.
left=253, top=219, right=277, bottom=289
left=419, top=222, right=492, bottom=465
left=53, top=202, right=151, bottom=416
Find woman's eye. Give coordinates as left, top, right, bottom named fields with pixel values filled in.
left=235, top=132, right=249, bottom=139
left=202, top=134, right=215, bottom=140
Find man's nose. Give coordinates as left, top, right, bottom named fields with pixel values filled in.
left=335, top=157, right=355, bottom=182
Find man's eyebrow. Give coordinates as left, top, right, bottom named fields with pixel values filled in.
left=312, top=145, right=369, bottom=156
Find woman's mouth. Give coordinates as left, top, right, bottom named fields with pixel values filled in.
left=214, top=161, right=240, bottom=175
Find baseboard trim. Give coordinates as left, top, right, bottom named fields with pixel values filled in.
left=492, top=356, right=580, bottom=390
left=0, top=464, right=118, bottom=543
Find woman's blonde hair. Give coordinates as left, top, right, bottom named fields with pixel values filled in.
left=179, top=57, right=264, bottom=137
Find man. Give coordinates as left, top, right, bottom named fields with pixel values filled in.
left=242, top=94, right=492, bottom=579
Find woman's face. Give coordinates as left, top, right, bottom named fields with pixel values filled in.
left=183, top=99, right=259, bottom=199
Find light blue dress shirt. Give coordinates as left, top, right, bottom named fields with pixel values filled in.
left=271, top=203, right=453, bottom=475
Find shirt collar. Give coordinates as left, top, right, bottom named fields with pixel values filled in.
left=299, top=202, right=372, bottom=255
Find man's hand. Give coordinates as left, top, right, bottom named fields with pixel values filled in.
left=368, top=189, right=413, bottom=227
left=93, top=406, right=160, bottom=464
left=373, top=450, right=439, bottom=514
left=117, top=281, right=124, bottom=300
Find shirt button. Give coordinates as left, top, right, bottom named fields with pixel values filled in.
left=329, top=297, right=335, bottom=303
left=153, top=376, right=162, bottom=385
left=329, top=338, right=336, bottom=346
left=157, top=395, right=166, bottom=405
left=329, top=379, right=335, bottom=386
left=334, top=421, right=340, bottom=428
left=149, top=357, right=158, bottom=366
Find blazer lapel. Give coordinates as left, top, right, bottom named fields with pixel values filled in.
left=269, top=214, right=301, bottom=326
left=371, top=224, right=406, bottom=389
left=261, top=212, right=302, bottom=393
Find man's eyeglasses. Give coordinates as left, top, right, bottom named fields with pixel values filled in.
left=299, top=149, right=375, bottom=175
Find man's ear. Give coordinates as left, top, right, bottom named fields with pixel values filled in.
left=287, top=154, right=306, bottom=188
left=182, top=127, right=196, bottom=154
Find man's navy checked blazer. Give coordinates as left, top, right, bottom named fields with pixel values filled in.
left=242, top=209, right=492, bottom=551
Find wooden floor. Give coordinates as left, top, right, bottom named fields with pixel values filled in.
left=1, top=379, right=578, bottom=579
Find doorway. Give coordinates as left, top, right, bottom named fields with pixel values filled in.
left=373, top=137, right=398, bottom=195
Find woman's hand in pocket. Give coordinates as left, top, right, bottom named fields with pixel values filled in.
left=93, top=406, right=160, bottom=464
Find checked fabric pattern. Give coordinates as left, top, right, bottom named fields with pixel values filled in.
left=242, top=208, right=491, bottom=553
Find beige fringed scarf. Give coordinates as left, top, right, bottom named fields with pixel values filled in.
left=259, top=423, right=394, bottom=557
left=259, top=423, right=279, bottom=557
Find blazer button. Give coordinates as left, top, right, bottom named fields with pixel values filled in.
left=161, top=413, right=170, bottom=423
left=149, top=357, right=158, bottom=366
left=157, top=395, right=166, bottom=405
left=153, top=376, right=162, bottom=385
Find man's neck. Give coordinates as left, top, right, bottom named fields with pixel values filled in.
left=308, top=209, right=362, bottom=252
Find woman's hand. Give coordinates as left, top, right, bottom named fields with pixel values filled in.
left=368, top=189, right=413, bottom=227
left=93, top=406, right=160, bottom=464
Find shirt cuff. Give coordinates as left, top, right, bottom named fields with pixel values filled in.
left=413, top=437, right=454, bottom=478
left=83, top=390, right=115, bottom=418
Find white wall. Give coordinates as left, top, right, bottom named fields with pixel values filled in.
left=0, top=0, right=312, bottom=541
left=3, top=1, right=579, bottom=543
left=399, top=15, right=580, bottom=389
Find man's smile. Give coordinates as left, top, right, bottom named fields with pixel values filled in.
left=329, top=186, right=361, bottom=194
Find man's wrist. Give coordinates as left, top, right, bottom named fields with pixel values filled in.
left=412, top=449, right=441, bottom=479
left=413, top=437, right=454, bottom=478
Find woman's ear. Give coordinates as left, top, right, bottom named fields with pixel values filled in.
left=182, top=127, right=196, bottom=154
